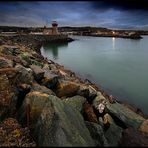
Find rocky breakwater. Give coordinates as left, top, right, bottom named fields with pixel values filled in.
left=0, top=35, right=147, bottom=147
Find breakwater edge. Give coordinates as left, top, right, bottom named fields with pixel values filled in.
left=0, top=34, right=147, bottom=147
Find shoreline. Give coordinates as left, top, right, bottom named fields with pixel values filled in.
left=0, top=34, right=147, bottom=146
left=46, top=57, right=147, bottom=118
left=1, top=33, right=147, bottom=117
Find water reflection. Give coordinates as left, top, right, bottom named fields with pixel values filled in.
left=42, top=42, right=68, bottom=60
left=112, top=37, right=115, bottom=49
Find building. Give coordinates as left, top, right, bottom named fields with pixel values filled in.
left=52, top=21, right=58, bottom=35
left=43, top=21, right=59, bottom=35
left=43, top=25, right=51, bottom=35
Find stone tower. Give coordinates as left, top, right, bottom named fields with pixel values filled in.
left=52, top=21, right=58, bottom=35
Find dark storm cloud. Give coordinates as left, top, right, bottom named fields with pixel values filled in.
left=0, top=1, right=148, bottom=29
left=91, top=0, right=148, bottom=10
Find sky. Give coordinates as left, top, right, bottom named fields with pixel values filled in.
left=0, top=0, right=148, bottom=29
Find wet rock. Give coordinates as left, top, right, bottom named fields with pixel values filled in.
left=63, top=95, right=86, bottom=112
left=123, top=102, right=145, bottom=118
left=15, top=64, right=34, bottom=85
left=106, top=102, right=145, bottom=129
left=30, top=64, right=44, bottom=81
left=0, top=118, right=36, bottom=147
left=31, top=83, right=55, bottom=96
left=119, top=127, right=148, bottom=146
left=55, top=80, right=80, bottom=98
left=41, top=71, right=59, bottom=89
left=138, top=120, right=148, bottom=134
left=83, top=102, right=98, bottom=123
left=85, top=121, right=109, bottom=146
left=103, top=113, right=123, bottom=146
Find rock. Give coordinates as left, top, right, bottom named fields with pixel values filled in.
left=0, top=57, right=13, bottom=68
left=77, top=85, right=97, bottom=102
left=16, top=83, right=31, bottom=110
left=106, top=102, right=145, bottom=129
left=55, top=80, right=80, bottom=97
left=92, top=91, right=107, bottom=109
left=0, top=118, right=36, bottom=147
left=98, top=103, right=105, bottom=113
left=85, top=121, right=109, bottom=146
left=103, top=113, right=113, bottom=126
left=0, top=39, right=4, bottom=45
left=103, top=113, right=123, bottom=146
left=0, top=74, right=15, bottom=120
left=18, top=90, right=50, bottom=126
left=98, top=117, right=104, bottom=127
left=119, top=127, right=148, bottom=146
left=88, top=85, right=97, bottom=100
left=19, top=52, right=31, bottom=65
left=138, top=120, right=148, bottom=134
left=83, top=102, right=98, bottom=123
left=15, top=64, right=34, bottom=85
left=30, top=64, right=45, bottom=81
left=63, top=95, right=86, bottom=112
left=50, top=63, right=57, bottom=70
left=1, top=46, right=13, bottom=55
left=41, top=71, right=59, bottom=89
left=42, top=63, right=51, bottom=71
left=31, top=83, right=55, bottom=96
left=19, top=93, right=96, bottom=146
left=123, top=102, right=145, bottom=118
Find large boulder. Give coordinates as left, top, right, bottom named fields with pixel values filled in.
left=138, top=120, right=148, bottom=134
left=83, top=102, right=98, bottom=123
left=119, top=127, right=148, bottom=146
left=19, top=93, right=96, bottom=146
left=63, top=95, right=86, bottom=112
left=106, top=102, right=145, bottom=129
left=0, top=118, right=36, bottom=147
left=77, top=85, right=97, bottom=102
left=92, top=91, right=107, bottom=109
left=85, top=121, right=109, bottom=146
left=30, top=65, right=44, bottom=81
left=15, top=64, right=34, bottom=85
left=41, top=71, right=59, bottom=89
left=103, top=113, right=123, bottom=146
left=54, top=79, right=80, bottom=98
left=31, top=83, right=55, bottom=96
left=18, top=90, right=50, bottom=127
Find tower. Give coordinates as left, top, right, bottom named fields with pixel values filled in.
left=52, top=21, right=58, bottom=35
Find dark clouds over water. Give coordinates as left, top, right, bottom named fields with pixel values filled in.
left=0, top=1, right=148, bottom=29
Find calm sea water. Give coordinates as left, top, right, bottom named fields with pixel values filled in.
left=41, top=36, right=148, bottom=114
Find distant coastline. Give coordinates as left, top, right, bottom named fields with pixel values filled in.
left=1, top=26, right=148, bottom=39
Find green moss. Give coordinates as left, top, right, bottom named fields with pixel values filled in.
left=20, top=52, right=31, bottom=64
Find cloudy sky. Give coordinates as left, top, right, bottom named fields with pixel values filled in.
left=0, top=0, right=148, bottom=29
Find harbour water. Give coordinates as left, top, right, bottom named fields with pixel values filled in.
left=41, top=35, right=148, bottom=114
